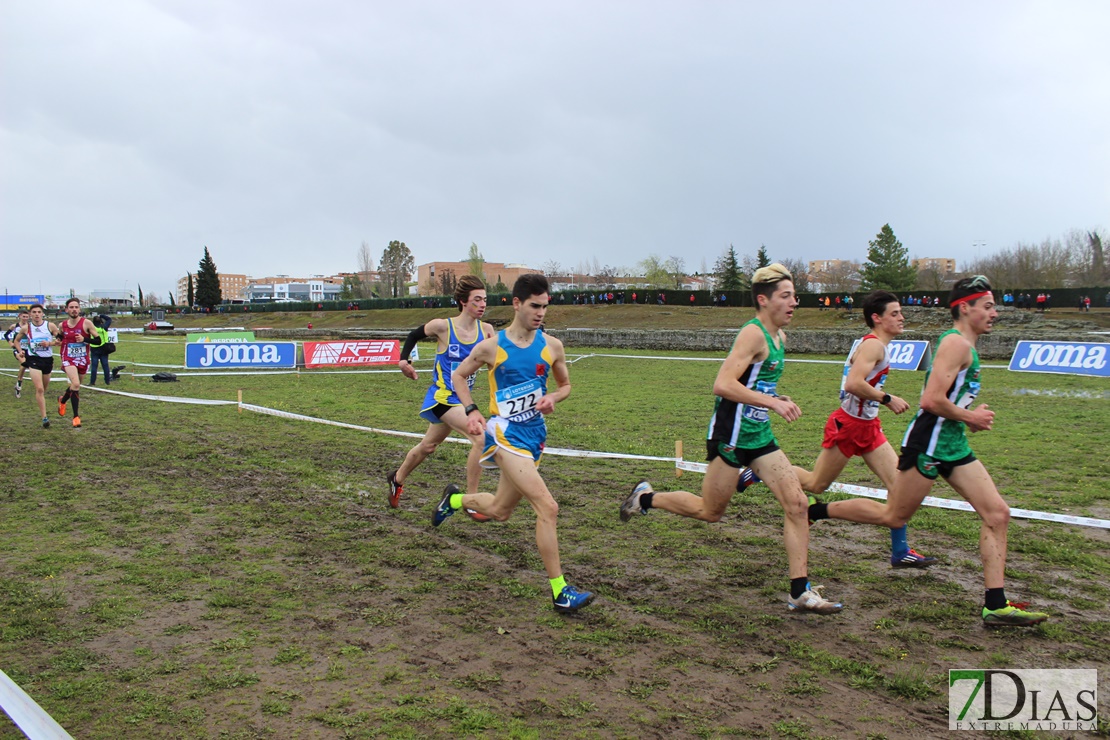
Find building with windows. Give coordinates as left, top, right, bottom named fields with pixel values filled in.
left=244, top=276, right=344, bottom=303
left=911, top=258, right=956, bottom=274
left=416, top=262, right=539, bottom=295
left=176, top=273, right=252, bottom=303
left=89, top=289, right=137, bottom=309
left=808, top=259, right=858, bottom=275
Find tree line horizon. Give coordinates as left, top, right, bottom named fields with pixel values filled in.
left=170, top=226, right=1106, bottom=310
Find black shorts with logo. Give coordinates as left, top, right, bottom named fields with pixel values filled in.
left=706, top=439, right=780, bottom=469
left=25, top=354, right=54, bottom=374
left=897, top=447, right=976, bottom=480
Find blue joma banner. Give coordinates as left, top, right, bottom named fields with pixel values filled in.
left=886, top=340, right=931, bottom=371
left=1008, top=341, right=1110, bottom=377
left=185, top=341, right=297, bottom=369
left=848, top=339, right=931, bottom=371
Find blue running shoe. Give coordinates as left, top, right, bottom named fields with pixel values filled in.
left=620, top=480, right=652, bottom=522
left=891, top=549, right=939, bottom=569
left=553, top=584, right=594, bottom=613
left=432, top=483, right=459, bottom=527
left=736, top=466, right=761, bottom=492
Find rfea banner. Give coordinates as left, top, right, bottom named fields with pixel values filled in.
left=303, top=340, right=400, bottom=368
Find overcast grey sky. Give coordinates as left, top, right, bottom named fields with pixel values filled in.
left=3, top=1, right=1107, bottom=300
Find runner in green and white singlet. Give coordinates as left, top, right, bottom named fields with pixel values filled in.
left=707, top=317, right=784, bottom=452
left=901, top=327, right=980, bottom=461
left=621, top=263, right=844, bottom=616
left=792, top=276, right=1049, bottom=627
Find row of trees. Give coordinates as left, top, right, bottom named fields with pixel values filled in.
left=846, top=225, right=1107, bottom=293
left=180, top=224, right=1107, bottom=312
left=342, top=240, right=416, bottom=300
left=963, top=230, right=1106, bottom=290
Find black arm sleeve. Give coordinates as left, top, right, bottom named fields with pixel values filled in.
left=400, top=325, right=427, bottom=361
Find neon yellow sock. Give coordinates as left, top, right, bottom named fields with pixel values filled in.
left=449, top=493, right=464, bottom=510
left=550, top=575, right=567, bottom=597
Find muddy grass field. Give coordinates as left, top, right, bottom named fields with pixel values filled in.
left=1, top=336, right=1107, bottom=739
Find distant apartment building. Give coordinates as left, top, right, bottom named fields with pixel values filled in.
left=416, top=262, right=539, bottom=295
left=89, top=289, right=137, bottom=309
left=808, top=259, right=857, bottom=275
left=176, top=272, right=251, bottom=303
left=244, top=275, right=343, bottom=303
left=912, top=258, right=956, bottom=274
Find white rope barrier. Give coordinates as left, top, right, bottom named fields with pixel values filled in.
left=676, top=460, right=1109, bottom=528
left=81, top=385, right=237, bottom=405
left=3, top=370, right=1104, bottom=528
left=0, top=669, right=73, bottom=740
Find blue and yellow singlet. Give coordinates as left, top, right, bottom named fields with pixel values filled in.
left=420, top=318, right=486, bottom=421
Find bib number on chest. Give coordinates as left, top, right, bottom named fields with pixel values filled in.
left=495, top=377, right=544, bottom=421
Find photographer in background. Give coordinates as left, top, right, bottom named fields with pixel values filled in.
left=88, top=313, right=114, bottom=386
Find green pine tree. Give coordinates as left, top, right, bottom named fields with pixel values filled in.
left=186, top=274, right=194, bottom=307
left=196, top=247, right=223, bottom=309
left=860, top=224, right=917, bottom=291
left=713, top=245, right=746, bottom=291
left=137, top=284, right=144, bottom=307
left=756, top=245, right=771, bottom=268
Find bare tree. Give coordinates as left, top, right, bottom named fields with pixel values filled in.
left=539, top=260, right=564, bottom=278
left=816, top=261, right=861, bottom=293
left=595, top=264, right=620, bottom=286
left=779, top=258, right=811, bottom=293
left=665, top=256, right=686, bottom=286
left=964, top=231, right=1105, bottom=289
left=915, top=265, right=948, bottom=291
left=1071, top=229, right=1107, bottom=286
left=358, top=241, right=375, bottom=299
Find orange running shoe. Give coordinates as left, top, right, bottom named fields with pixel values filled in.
left=72, top=417, right=82, bottom=428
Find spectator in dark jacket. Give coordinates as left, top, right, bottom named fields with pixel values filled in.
left=88, top=314, right=113, bottom=385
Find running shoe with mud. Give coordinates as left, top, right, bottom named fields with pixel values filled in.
left=620, top=480, right=652, bottom=521
left=553, top=584, right=594, bottom=613
left=431, top=483, right=460, bottom=527
left=982, top=601, right=1049, bottom=627
left=386, top=470, right=403, bottom=508
left=787, top=585, right=844, bottom=614
left=890, top=549, right=938, bottom=569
